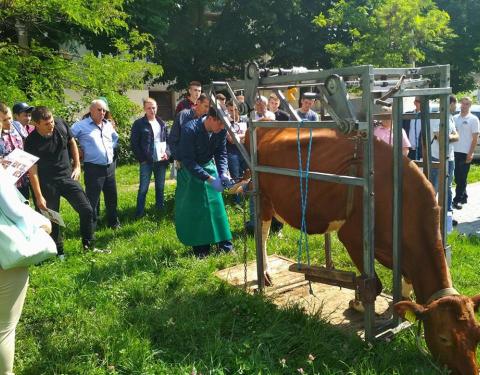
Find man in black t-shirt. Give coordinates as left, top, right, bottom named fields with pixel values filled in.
left=25, top=106, right=107, bottom=258
left=268, top=93, right=290, bottom=121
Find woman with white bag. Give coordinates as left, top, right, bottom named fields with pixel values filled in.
left=0, top=165, right=56, bottom=375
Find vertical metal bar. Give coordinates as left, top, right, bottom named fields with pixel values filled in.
left=243, top=65, right=265, bottom=291
left=392, top=96, right=404, bottom=321
left=324, top=233, right=333, bottom=269
left=363, top=66, right=375, bottom=342
left=250, top=120, right=265, bottom=291
left=438, top=65, right=451, bottom=250
left=421, top=97, right=432, bottom=180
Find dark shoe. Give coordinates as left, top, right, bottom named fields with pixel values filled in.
left=109, top=223, right=121, bottom=230
left=193, top=245, right=210, bottom=258
left=218, top=240, right=234, bottom=254
left=245, top=222, right=254, bottom=235
left=452, top=219, right=458, bottom=227
left=453, top=202, right=463, bottom=210
left=460, top=198, right=467, bottom=204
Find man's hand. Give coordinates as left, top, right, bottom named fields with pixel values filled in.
left=160, top=153, right=169, bottom=161
left=208, top=177, right=224, bottom=192
left=71, top=166, right=81, bottom=181
left=36, top=196, right=48, bottom=211
left=220, top=173, right=235, bottom=189
left=466, top=153, right=474, bottom=163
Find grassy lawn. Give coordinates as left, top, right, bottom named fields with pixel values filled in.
left=15, top=164, right=480, bottom=375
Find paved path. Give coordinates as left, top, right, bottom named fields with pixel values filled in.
left=452, top=181, right=480, bottom=236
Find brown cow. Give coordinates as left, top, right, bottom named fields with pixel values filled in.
left=247, top=127, right=480, bottom=375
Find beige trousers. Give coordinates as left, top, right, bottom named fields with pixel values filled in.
left=0, top=267, right=29, bottom=375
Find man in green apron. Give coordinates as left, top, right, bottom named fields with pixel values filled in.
left=175, top=107, right=233, bottom=257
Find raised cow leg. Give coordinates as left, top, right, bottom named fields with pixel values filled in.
left=338, top=223, right=383, bottom=312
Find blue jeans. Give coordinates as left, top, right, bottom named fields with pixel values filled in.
left=429, top=158, right=454, bottom=212
left=228, top=152, right=247, bottom=204
left=135, top=161, right=167, bottom=217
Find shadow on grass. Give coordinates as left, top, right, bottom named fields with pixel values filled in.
left=19, top=277, right=440, bottom=375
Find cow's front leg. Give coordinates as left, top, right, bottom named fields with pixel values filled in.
left=261, top=219, right=272, bottom=286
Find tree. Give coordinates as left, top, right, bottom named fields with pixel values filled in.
left=125, top=0, right=339, bottom=89
left=315, top=0, right=454, bottom=68
left=428, top=0, right=480, bottom=92
left=0, top=0, right=162, bottom=123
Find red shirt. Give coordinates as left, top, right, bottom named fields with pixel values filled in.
left=175, top=98, right=195, bottom=115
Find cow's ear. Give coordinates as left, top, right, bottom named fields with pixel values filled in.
left=470, top=294, right=480, bottom=312
left=394, top=301, right=426, bottom=323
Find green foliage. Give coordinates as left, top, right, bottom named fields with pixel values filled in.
left=0, top=0, right=163, bottom=164
left=316, top=0, right=455, bottom=68
left=428, top=0, right=480, bottom=92
left=126, top=0, right=337, bottom=89
left=13, top=164, right=480, bottom=374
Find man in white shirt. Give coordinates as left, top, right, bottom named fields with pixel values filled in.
left=452, top=96, right=479, bottom=209
left=429, top=95, right=459, bottom=216
left=130, top=98, right=170, bottom=218
left=254, top=96, right=275, bottom=121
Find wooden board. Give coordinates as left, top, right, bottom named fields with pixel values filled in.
left=215, top=254, right=394, bottom=337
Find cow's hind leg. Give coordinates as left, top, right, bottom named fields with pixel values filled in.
left=337, top=224, right=383, bottom=312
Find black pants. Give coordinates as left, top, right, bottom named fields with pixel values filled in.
left=453, top=152, right=470, bottom=204
left=42, top=178, right=94, bottom=255
left=84, top=162, right=119, bottom=229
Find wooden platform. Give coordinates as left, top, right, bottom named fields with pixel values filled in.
left=215, top=254, right=394, bottom=337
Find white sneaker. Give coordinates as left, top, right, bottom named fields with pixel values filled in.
left=58, top=254, right=65, bottom=261
left=92, top=247, right=111, bottom=254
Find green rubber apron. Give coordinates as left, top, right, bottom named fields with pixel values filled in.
left=175, top=160, right=232, bottom=246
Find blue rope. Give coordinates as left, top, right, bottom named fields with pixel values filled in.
left=296, top=123, right=313, bottom=269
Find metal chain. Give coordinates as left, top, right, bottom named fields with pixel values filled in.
left=243, top=192, right=248, bottom=291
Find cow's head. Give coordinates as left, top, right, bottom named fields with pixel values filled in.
left=395, top=295, right=480, bottom=375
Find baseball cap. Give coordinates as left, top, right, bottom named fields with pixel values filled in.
left=12, top=102, right=34, bottom=114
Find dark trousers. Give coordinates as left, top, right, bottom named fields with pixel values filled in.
left=193, top=240, right=233, bottom=258
left=84, top=162, right=119, bottom=229
left=453, top=152, right=470, bottom=204
left=42, top=178, right=94, bottom=255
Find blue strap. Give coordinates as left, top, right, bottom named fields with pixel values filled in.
left=296, top=122, right=313, bottom=269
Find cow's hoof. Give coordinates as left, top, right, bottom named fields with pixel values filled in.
left=264, top=272, right=273, bottom=287
left=349, top=299, right=365, bottom=313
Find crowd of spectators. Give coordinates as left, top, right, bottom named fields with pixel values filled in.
left=0, top=83, right=479, bottom=374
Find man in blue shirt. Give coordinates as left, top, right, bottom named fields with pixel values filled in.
left=71, top=99, right=120, bottom=230
left=175, top=107, right=233, bottom=258
left=296, top=93, right=319, bottom=121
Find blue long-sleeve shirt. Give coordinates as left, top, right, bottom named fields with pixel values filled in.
left=71, top=117, right=118, bottom=165
left=168, top=108, right=197, bottom=160
left=178, top=117, right=228, bottom=181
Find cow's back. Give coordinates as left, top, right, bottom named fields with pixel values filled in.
left=251, top=127, right=440, bottom=265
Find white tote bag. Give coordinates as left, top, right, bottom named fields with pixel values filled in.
left=0, top=169, right=57, bottom=269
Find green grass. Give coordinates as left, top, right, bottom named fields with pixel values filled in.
left=468, top=163, right=480, bottom=184
left=14, top=164, right=480, bottom=375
